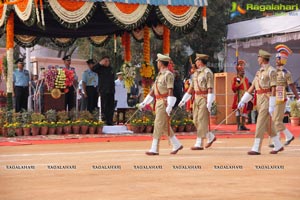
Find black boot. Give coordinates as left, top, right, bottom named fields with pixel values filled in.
left=240, top=117, right=250, bottom=131
left=236, top=116, right=241, bottom=131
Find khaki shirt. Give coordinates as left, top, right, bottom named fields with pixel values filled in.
left=276, top=67, right=293, bottom=101
left=276, top=67, right=293, bottom=87
left=190, top=66, right=213, bottom=91
left=253, top=64, right=276, bottom=90
left=153, top=69, right=174, bottom=96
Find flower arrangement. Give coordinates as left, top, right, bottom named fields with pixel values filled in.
left=48, top=122, right=57, bottom=128
left=31, top=121, right=43, bottom=127
left=130, top=118, right=144, bottom=126
left=22, top=123, right=31, bottom=128
left=56, top=121, right=65, bottom=127
left=140, top=62, right=155, bottom=96
left=183, top=118, right=193, bottom=125
left=78, top=119, right=90, bottom=126
left=44, top=67, right=75, bottom=92
left=171, top=119, right=180, bottom=127
left=92, top=120, right=104, bottom=127
left=140, top=62, right=155, bottom=80
left=142, top=116, right=154, bottom=126
left=6, top=122, right=22, bottom=128
left=122, top=62, right=136, bottom=91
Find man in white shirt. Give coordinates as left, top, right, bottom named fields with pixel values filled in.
left=114, top=72, right=128, bottom=109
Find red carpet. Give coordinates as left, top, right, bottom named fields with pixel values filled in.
left=0, top=124, right=299, bottom=146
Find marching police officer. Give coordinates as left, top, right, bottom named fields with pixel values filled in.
left=270, top=44, right=300, bottom=147
left=238, top=49, right=284, bottom=155
left=179, top=54, right=216, bottom=151
left=139, top=53, right=183, bottom=155
left=13, top=58, right=30, bottom=112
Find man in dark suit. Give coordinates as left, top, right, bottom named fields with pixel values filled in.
left=92, top=56, right=115, bottom=125
left=62, top=55, right=77, bottom=111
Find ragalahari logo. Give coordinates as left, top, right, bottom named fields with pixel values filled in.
left=230, top=2, right=247, bottom=19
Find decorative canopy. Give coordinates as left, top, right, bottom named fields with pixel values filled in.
left=0, top=0, right=207, bottom=42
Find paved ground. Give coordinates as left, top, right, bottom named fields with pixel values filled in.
left=0, top=137, right=299, bottom=200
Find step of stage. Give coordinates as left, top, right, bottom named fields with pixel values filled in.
left=102, top=125, right=133, bottom=134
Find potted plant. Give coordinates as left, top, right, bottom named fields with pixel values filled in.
left=56, top=121, right=64, bottom=135
left=183, top=118, right=194, bottom=132
left=129, top=118, right=144, bottom=133
left=57, top=111, right=71, bottom=134
left=88, top=121, right=97, bottom=134
left=47, top=122, right=57, bottom=135
left=31, top=113, right=45, bottom=136
left=21, top=110, right=32, bottom=136
left=171, top=119, right=179, bottom=132
left=40, top=121, right=49, bottom=135
left=289, top=101, right=300, bottom=126
left=22, top=123, right=31, bottom=136
left=79, top=119, right=90, bottom=134
left=95, top=120, right=104, bottom=134
left=78, top=111, right=93, bottom=134
left=71, top=120, right=81, bottom=134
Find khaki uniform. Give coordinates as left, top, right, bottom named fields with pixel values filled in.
left=253, top=65, right=277, bottom=150
left=273, top=68, right=293, bottom=132
left=189, top=67, right=214, bottom=138
left=152, top=69, right=175, bottom=139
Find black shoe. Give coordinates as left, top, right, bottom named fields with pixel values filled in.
left=284, top=136, right=295, bottom=146
left=268, top=144, right=275, bottom=148
left=239, top=125, right=250, bottom=131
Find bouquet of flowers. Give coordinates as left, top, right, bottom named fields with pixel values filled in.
left=122, top=62, right=136, bottom=91
left=44, top=66, right=75, bottom=92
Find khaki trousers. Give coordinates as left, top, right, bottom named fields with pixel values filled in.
left=272, top=102, right=286, bottom=132
left=153, top=99, right=174, bottom=139
left=193, top=97, right=209, bottom=138
left=256, top=94, right=276, bottom=136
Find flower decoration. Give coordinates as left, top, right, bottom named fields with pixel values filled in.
left=122, top=62, right=136, bottom=91
left=140, top=62, right=155, bottom=96
left=44, top=67, right=74, bottom=92
left=183, top=118, right=193, bottom=125
left=63, top=68, right=75, bottom=87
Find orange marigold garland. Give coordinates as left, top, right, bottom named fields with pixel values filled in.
left=141, top=26, right=154, bottom=97
left=163, top=25, right=170, bottom=55
left=121, top=32, right=131, bottom=62
left=6, top=12, right=14, bottom=49
left=203, top=6, right=207, bottom=31
left=143, top=26, right=150, bottom=63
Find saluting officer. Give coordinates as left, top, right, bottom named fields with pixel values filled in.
left=82, top=59, right=98, bottom=113
left=13, top=58, right=30, bottom=112
left=270, top=44, right=300, bottom=147
left=62, top=55, right=77, bottom=111
left=139, top=53, right=183, bottom=156
left=238, top=49, right=284, bottom=155
left=179, top=54, right=216, bottom=151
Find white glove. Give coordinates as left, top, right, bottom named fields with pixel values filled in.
left=238, top=92, right=252, bottom=109
left=137, top=94, right=153, bottom=110
left=166, top=96, right=176, bottom=116
left=206, top=93, right=215, bottom=112
left=178, top=93, right=192, bottom=108
left=269, top=96, right=276, bottom=116
left=297, top=98, right=300, bottom=104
